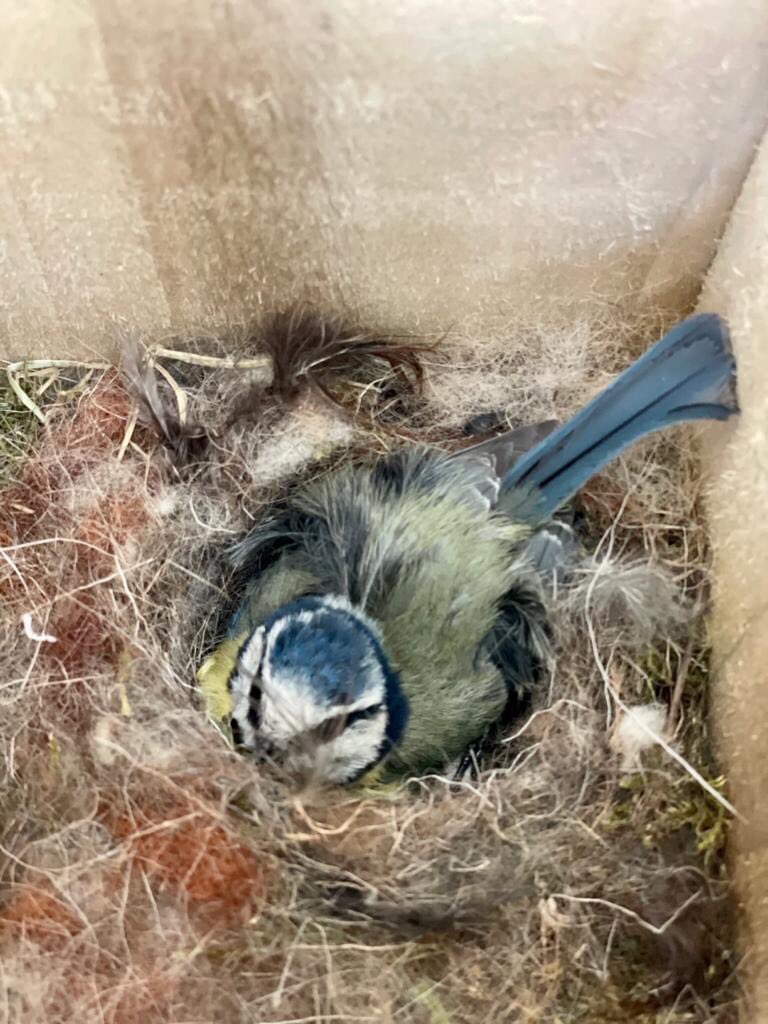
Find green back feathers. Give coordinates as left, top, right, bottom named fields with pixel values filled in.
left=202, top=448, right=544, bottom=776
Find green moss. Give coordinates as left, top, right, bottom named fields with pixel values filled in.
left=0, top=381, right=39, bottom=483
left=600, top=638, right=730, bottom=882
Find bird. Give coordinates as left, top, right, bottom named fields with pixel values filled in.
left=197, top=313, right=737, bottom=786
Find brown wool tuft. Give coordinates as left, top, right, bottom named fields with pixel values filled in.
left=104, top=800, right=268, bottom=928
left=0, top=883, right=84, bottom=951
left=261, top=307, right=429, bottom=404
left=213, top=306, right=434, bottom=431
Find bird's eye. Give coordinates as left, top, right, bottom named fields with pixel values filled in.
left=309, top=703, right=382, bottom=745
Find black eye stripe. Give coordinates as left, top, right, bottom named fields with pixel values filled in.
left=247, top=694, right=261, bottom=729
left=283, top=703, right=384, bottom=749
left=342, top=704, right=383, bottom=727
left=321, top=703, right=383, bottom=740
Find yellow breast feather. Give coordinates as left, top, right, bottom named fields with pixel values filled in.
left=196, top=634, right=247, bottom=722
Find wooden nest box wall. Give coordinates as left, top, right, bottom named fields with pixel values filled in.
left=2, top=2, right=768, bottom=1020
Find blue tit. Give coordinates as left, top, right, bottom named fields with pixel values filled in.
left=198, top=313, right=737, bottom=785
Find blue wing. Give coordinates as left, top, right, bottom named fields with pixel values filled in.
left=498, top=313, right=737, bottom=523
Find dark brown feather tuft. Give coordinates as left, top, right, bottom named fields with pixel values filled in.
left=119, top=331, right=210, bottom=469
left=257, top=307, right=431, bottom=416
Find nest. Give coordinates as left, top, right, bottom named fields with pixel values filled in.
left=0, top=309, right=741, bottom=1023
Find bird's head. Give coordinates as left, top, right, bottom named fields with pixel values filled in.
left=227, top=596, right=408, bottom=784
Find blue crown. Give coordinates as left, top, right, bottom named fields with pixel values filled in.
left=263, top=596, right=409, bottom=752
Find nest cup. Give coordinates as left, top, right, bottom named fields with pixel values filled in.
left=0, top=309, right=739, bottom=1023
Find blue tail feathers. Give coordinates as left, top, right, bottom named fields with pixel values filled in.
left=499, top=313, right=737, bottom=523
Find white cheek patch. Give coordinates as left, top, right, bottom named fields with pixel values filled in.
left=290, top=709, right=388, bottom=784
left=258, top=671, right=384, bottom=747
left=229, top=605, right=391, bottom=780
left=259, top=677, right=330, bottom=745
left=229, top=627, right=265, bottom=751
left=239, top=627, right=266, bottom=677
left=323, top=710, right=388, bottom=782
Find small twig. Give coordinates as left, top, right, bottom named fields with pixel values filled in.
left=5, top=348, right=270, bottom=429
left=33, top=369, right=59, bottom=398
left=550, top=888, right=702, bottom=937
left=116, top=406, right=139, bottom=462
left=187, top=497, right=239, bottom=534
left=5, top=359, right=111, bottom=424
left=255, top=1017, right=378, bottom=1024
left=667, top=635, right=695, bottom=736
left=44, top=560, right=154, bottom=605
left=6, top=366, right=47, bottom=423
left=153, top=360, right=189, bottom=424
left=502, top=699, right=594, bottom=743
left=151, top=347, right=271, bottom=371
left=4, top=359, right=111, bottom=372
left=291, top=799, right=370, bottom=837
left=164, top=559, right=229, bottom=596
left=0, top=537, right=114, bottom=556
left=0, top=547, right=29, bottom=596
left=59, top=368, right=96, bottom=398
left=667, top=599, right=705, bottom=735
left=270, top=918, right=309, bottom=1009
